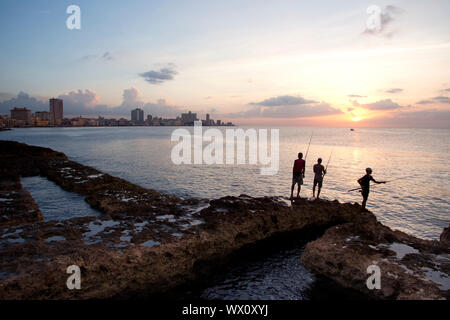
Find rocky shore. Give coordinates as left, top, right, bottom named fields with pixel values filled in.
left=301, top=214, right=449, bottom=299
left=0, top=140, right=448, bottom=300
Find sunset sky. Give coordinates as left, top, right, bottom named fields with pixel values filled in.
left=0, top=0, right=449, bottom=127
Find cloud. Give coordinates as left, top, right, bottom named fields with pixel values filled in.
left=120, top=88, right=144, bottom=107
left=80, top=54, right=97, bottom=61
left=222, top=94, right=342, bottom=119
left=360, top=99, right=406, bottom=110
left=347, top=107, right=355, bottom=112
left=363, top=5, right=404, bottom=37
left=101, top=51, right=113, bottom=61
left=260, top=103, right=341, bottom=118
left=224, top=94, right=341, bottom=119
left=347, top=94, right=366, bottom=98
left=0, top=92, right=47, bottom=113
left=385, top=88, right=403, bottom=94
left=139, top=64, right=178, bottom=84
left=141, top=102, right=181, bottom=118
left=79, top=51, right=113, bottom=62
left=361, top=109, right=450, bottom=128
left=249, top=95, right=317, bottom=106
left=416, top=100, right=434, bottom=105
left=58, top=90, right=100, bottom=108
left=444, top=88, right=450, bottom=92
left=432, top=96, right=450, bottom=104
left=350, top=100, right=361, bottom=107
left=0, top=92, right=15, bottom=102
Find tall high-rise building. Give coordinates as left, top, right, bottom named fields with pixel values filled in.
left=49, top=98, right=63, bottom=125
left=131, top=108, right=144, bottom=123
left=10, top=107, right=32, bottom=126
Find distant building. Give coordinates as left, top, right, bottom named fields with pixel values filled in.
left=0, top=115, right=13, bottom=128
left=216, top=120, right=222, bottom=126
left=71, top=116, right=85, bottom=127
left=131, top=108, right=144, bottom=123
left=35, top=111, right=50, bottom=121
left=119, top=118, right=129, bottom=126
left=49, top=98, right=63, bottom=125
left=152, top=117, right=161, bottom=126
left=181, top=111, right=197, bottom=125
left=98, top=116, right=105, bottom=126
left=11, top=107, right=32, bottom=126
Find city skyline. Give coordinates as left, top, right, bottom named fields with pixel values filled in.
left=3, top=98, right=233, bottom=128
left=0, top=1, right=449, bottom=128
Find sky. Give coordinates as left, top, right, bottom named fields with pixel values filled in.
left=0, top=0, right=449, bottom=127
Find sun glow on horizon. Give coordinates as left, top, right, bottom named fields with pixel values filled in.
left=352, top=116, right=361, bottom=122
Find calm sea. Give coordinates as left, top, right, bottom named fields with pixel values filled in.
left=2, top=126, right=449, bottom=240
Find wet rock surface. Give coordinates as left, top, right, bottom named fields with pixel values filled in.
left=0, top=140, right=448, bottom=300
left=0, top=177, right=43, bottom=226
left=301, top=213, right=450, bottom=300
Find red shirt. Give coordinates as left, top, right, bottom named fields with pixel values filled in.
left=293, top=159, right=305, bottom=174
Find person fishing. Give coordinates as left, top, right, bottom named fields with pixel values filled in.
left=290, top=152, right=305, bottom=199
left=357, top=168, right=386, bottom=212
left=313, top=158, right=326, bottom=199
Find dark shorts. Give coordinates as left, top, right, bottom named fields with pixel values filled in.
left=292, top=173, right=303, bottom=186
left=313, top=178, right=323, bottom=188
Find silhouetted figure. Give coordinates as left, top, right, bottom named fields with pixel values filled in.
left=290, top=152, right=305, bottom=199
left=313, top=158, right=326, bottom=199
left=357, top=168, right=386, bottom=212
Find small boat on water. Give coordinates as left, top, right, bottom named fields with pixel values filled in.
left=350, top=128, right=354, bottom=131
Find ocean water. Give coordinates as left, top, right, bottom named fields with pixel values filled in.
left=2, top=126, right=448, bottom=240
left=2, top=126, right=448, bottom=300
left=20, top=176, right=101, bottom=220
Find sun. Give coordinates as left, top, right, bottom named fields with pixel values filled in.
left=352, top=116, right=361, bottom=122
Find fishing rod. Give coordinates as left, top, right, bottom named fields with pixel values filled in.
left=324, top=148, right=333, bottom=174
left=304, top=132, right=313, bottom=162
left=347, top=176, right=405, bottom=192
left=320, top=148, right=333, bottom=187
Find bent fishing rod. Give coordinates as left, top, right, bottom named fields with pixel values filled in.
left=347, top=176, right=405, bottom=192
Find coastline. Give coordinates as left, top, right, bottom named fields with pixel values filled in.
left=0, top=140, right=448, bottom=300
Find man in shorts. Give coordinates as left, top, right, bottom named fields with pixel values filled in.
left=290, top=152, right=305, bottom=199
left=357, top=168, right=386, bottom=212
left=313, top=158, right=326, bottom=199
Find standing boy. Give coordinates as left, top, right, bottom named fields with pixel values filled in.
left=313, top=158, right=326, bottom=199
left=290, top=153, right=305, bottom=199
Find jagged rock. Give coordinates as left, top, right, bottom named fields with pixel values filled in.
left=0, top=177, right=43, bottom=226
left=440, top=226, right=450, bottom=246
left=301, top=214, right=450, bottom=300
